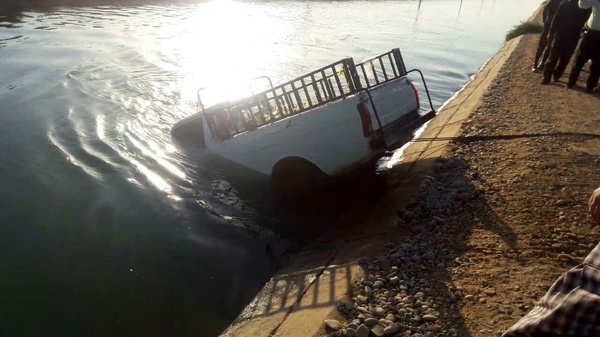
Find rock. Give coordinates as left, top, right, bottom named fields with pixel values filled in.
left=356, top=324, right=370, bottom=337
left=381, top=258, right=392, bottom=270
left=555, top=199, right=571, bottom=207
left=389, top=276, right=400, bottom=285
left=357, top=295, right=367, bottom=304
left=342, top=300, right=354, bottom=310
left=422, top=315, right=438, bottom=322
left=383, top=323, right=399, bottom=335
left=423, top=251, right=435, bottom=260
left=365, top=286, right=373, bottom=298
left=358, top=257, right=368, bottom=265
left=449, top=294, right=457, bottom=303
left=324, top=319, right=341, bottom=331
left=412, top=255, right=421, bottom=262
left=385, top=314, right=395, bottom=321
left=484, top=289, right=497, bottom=296
left=348, top=323, right=359, bottom=330
left=364, top=317, right=379, bottom=326
left=346, top=328, right=356, bottom=337
left=521, top=250, right=535, bottom=258
left=374, top=306, right=386, bottom=316
left=557, top=253, right=577, bottom=262
left=371, top=324, right=385, bottom=337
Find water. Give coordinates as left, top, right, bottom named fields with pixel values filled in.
left=0, top=0, right=538, bottom=336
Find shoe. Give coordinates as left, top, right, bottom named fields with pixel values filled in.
left=532, top=66, right=539, bottom=73
left=566, top=83, right=574, bottom=89
left=553, top=76, right=560, bottom=82
left=541, top=78, right=550, bottom=85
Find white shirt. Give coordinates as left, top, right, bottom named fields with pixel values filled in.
left=580, top=0, right=600, bottom=30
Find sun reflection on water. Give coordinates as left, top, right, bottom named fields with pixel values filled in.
left=160, top=0, right=293, bottom=110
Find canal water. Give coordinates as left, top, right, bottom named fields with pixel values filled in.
left=0, top=0, right=539, bottom=336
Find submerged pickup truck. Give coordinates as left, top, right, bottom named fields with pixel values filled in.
left=171, top=48, right=436, bottom=193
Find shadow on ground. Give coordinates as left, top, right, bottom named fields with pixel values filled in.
left=229, top=152, right=521, bottom=337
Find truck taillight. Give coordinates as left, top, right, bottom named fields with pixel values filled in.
left=356, top=103, right=373, bottom=137
left=410, top=81, right=420, bottom=111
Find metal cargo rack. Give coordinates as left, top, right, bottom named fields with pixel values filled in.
left=197, top=48, right=435, bottom=142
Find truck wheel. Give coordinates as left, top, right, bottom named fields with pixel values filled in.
left=271, top=157, right=331, bottom=201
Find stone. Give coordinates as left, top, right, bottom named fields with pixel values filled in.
left=484, top=289, right=497, bottom=296
left=346, top=328, right=356, bottom=337
left=357, top=295, right=367, bottom=304
left=521, top=250, right=535, bottom=258
left=412, top=255, right=421, bottom=262
left=556, top=199, right=571, bottom=207
left=385, top=314, right=395, bottom=321
left=374, top=306, right=386, bottom=316
left=383, top=323, right=399, bottom=335
left=356, top=324, right=370, bottom=337
left=343, top=300, right=354, bottom=310
left=389, top=276, right=400, bottom=285
left=348, top=323, right=359, bottom=330
left=422, top=315, right=438, bottom=322
left=324, top=319, right=341, bottom=331
left=381, top=258, right=392, bottom=270
left=364, top=317, right=379, bottom=326
left=365, top=286, right=373, bottom=298
left=371, top=324, right=385, bottom=337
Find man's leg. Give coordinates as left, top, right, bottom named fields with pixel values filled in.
left=554, top=41, right=578, bottom=81
left=567, top=33, right=592, bottom=88
left=534, top=30, right=549, bottom=70
left=543, top=40, right=561, bottom=84
left=585, top=31, right=600, bottom=91
left=587, top=58, right=600, bottom=91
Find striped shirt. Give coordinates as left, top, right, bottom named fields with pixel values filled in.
left=503, top=243, right=600, bottom=337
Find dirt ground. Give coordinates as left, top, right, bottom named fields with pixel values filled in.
left=377, top=32, right=600, bottom=336
left=442, top=32, right=600, bottom=335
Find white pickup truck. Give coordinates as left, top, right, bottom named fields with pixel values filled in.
left=172, top=48, right=435, bottom=194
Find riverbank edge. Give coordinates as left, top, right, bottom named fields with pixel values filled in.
left=221, top=5, right=544, bottom=337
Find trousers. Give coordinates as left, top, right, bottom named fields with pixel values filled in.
left=567, top=29, right=600, bottom=90
left=543, top=35, right=578, bottom=82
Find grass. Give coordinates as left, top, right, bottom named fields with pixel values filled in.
left=505, top=21, right=544, bottom=41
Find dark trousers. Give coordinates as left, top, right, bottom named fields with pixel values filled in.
left=567, top=29, right=600, bottom=90
left=544, top=36, right=578, bottom=82
left=534, top=25, right=551, bottom=68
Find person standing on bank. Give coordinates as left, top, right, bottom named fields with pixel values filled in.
left=532, top=0, right=563, bottom=72
left=567, top=0, right=600, bottom=91
left=541, top=0, right=591, bottom=84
